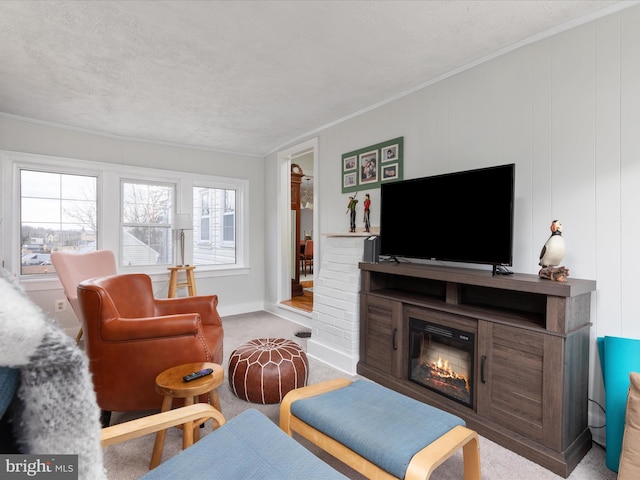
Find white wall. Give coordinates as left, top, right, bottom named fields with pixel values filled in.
left=0, top=115, right=267, bottom=333
left=266, top=5, right=640, bottom=445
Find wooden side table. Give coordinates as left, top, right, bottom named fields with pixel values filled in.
left=167, top=266, right=197, bottom=298
left=149, top=362, right=223, bottom=469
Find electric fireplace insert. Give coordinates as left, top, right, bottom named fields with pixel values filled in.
left=408, top=317, right=475, bottom=408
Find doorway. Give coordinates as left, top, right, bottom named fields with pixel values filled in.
left=277, top=138, right=317, bottom=314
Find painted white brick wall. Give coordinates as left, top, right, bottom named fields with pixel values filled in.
left=308, top=235, right=366, bottom=374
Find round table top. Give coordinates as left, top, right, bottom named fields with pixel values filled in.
left=155, top=362, right=223, bottom=398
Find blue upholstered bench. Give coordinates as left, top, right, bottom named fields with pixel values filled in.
left=280, top=379, right=481, bottom=480
left=140, top=408, right=348, bottom=479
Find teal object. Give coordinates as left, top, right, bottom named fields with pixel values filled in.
left=598, top=336, right=640, bottom=472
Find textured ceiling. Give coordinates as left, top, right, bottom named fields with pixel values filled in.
left=0, top=1, right=628, bottom=156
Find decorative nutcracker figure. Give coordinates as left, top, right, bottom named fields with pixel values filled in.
left=363, top=193, right=371, bottom=233
left=346, top=193, right=359, bottom=232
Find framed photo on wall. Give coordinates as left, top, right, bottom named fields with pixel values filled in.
left=343, top=171, right=357, bottom=189
left=343, top=155, right=357, bottom=171
left=341, top=136, right=403, bottom=193
left=382, top=163, right=399, bottom=181
left=382, top=144, right=399, bottom=162
left=359, top=150, right=378, bottom=184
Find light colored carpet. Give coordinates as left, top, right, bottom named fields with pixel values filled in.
left=103, top=311, right=615, bottom=480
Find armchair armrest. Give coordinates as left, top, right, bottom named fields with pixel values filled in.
left=101, top=403, right=225, bottom=447
left=101, top=314, right=201, bottom=341
left=154, top=295, right=222, bottom=326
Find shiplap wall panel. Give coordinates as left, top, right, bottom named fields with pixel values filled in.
left=447, top=73, right=470, bottom=171
left=467, top=60, right=502, bottom=169
left=432, top=82, right=451, bottom=176
left=550, top=23, right=597, bottom=279
left=530, top=40, right=554, bottom=276
left=502, top=50, right=534, bottom=271
left=588, top=11, right=622, bottom=441
left=620, top=7, right=640, bottom=339
left=425, top=82, right=450, bottom=177
left=594, top=13, right=622, bottom=337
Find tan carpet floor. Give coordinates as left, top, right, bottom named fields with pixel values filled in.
left=102, top=311, right=615, bottom=480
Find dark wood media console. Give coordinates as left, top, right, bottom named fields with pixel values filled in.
left=357, top=261, right=596, bottom=477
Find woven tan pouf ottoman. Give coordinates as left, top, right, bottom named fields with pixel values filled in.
left=228, top=338, right=309, bottom=404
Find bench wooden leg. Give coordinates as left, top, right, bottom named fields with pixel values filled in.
left=462, top=433, right=481, bottom=480
left=405, top=425, right=481, bottom=480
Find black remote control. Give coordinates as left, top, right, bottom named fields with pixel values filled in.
left=183, top=368, right=214, bottom=382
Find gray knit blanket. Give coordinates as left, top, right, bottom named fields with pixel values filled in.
left=0, top=268, right=107, bottom=479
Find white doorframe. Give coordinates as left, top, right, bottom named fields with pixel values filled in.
left=276, top=137, right=318, bottom=304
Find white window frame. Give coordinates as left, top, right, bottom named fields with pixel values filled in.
left=0, top=151, right=250, bottom=283
left=18, top=167, right=100, bottom=275
left=121, top=178, right=176, bottom=267
left=189, top=179, right=247, bottom=268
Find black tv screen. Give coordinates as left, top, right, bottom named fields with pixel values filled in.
left=379, top=164, right=515, bottom=267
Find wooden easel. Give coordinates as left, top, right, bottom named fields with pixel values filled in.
left=167, top=266, right=197, bottom=298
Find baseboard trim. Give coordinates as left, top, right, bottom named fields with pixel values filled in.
left=307, top=338, right=358, bottom=375
left=218, top=301, right=265, bottom=317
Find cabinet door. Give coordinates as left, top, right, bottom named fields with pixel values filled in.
left=360, top=294, right=403, bottom=378
left=477, top=321, right=555, bottom=444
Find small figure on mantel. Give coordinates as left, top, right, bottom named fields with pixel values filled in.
left=538, top=220, right=569, bottom=282
left=363, top=193, right=371, bottom=233
left=346, top=193, right=359, bottom=232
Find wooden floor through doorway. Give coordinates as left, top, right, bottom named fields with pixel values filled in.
left=281, top=282, right=313, bottom=313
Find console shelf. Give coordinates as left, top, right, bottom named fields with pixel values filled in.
left=358, top=261, right=596, bottom=478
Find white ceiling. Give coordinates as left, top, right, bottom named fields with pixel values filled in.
left=0, top=1, right=630, bottom=157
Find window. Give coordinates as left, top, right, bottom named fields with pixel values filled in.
left=121, top=181, right=174, bottom=266
left=20, top=169, right=98, bottom=275
left=4, top=152, right=248, bottom=277
left=193, top=186, right=236, bottom=265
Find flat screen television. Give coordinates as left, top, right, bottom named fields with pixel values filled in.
left=379, top=163, right=515, bottom=272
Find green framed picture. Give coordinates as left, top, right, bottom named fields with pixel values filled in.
left=341, top=137, right=403, bottom=193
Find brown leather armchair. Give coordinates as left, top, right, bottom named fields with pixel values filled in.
left=77, top=273, right=224, bottom=423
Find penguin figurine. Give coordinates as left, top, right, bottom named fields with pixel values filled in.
left=539, top=220, right=566, bottom=267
